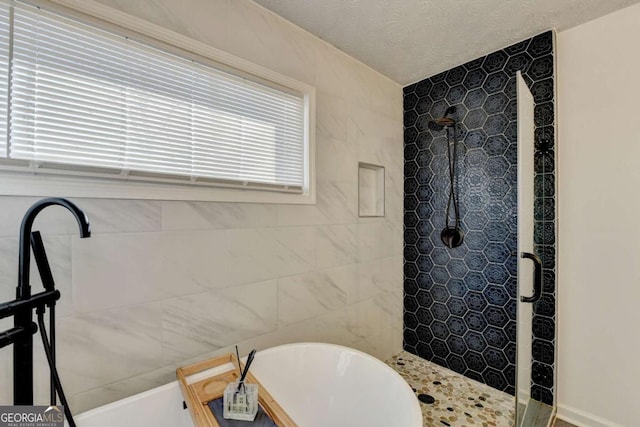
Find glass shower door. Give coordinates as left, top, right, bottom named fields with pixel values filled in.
left=516, top=71, right=534, bottom=425
left=516, top=71, right=552, bottom=426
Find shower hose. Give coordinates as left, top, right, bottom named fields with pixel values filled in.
left=445, top=125, right=461, bottom=233
left=37, top=306, right=77, bottom=427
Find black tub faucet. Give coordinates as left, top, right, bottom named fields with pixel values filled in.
left=4, top=197, right=90, bottom=405
left=18, top=198, right=91, bottom=298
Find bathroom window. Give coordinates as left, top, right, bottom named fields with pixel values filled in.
left=0, top=2, right=315, bottom=203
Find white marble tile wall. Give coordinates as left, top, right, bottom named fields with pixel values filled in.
left=0, top=0, right=403, bottom=414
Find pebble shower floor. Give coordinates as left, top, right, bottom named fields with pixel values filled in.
left=387, top=351, right=514, bottom=426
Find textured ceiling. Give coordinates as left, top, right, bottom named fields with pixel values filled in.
left=253, top=0, right=640, bottom=85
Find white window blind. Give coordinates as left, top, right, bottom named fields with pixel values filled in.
left=0, top=3, right=9, bottom=150
left=6, top=3, right=306, bottom=192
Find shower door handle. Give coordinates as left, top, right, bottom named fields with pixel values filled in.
left=520, top=252, right=542, bottom=303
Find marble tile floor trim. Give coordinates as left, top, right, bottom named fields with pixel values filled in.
left=387, top=351, right=514, bottom=426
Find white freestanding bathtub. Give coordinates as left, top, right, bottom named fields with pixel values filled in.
left=73, top=343, right=422, bottom=427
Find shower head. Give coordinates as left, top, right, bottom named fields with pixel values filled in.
left=428, top=117, right=456, bottom=131
left=427, top=106, right=457, bottom=132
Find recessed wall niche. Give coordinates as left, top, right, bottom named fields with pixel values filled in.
left=358, top=162, right=385, bottom=217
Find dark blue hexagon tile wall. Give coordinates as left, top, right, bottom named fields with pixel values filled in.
left=403, top=31, right=556, bottom=404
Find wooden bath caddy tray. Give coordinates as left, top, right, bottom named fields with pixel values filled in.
left=177, top=354, right=297, bottom=427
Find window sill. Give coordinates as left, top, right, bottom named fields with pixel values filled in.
left=0, top=174, right=316, bottom=204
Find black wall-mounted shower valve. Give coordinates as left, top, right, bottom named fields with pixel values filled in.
left=441, top=227, right=464, bottom=249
